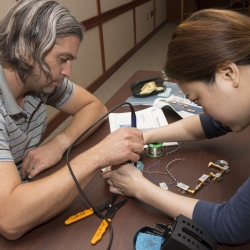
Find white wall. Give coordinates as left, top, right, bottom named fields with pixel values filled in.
left=0, top=1, right=16, bottom=17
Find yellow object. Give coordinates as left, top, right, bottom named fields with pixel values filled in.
left=91, top=218, right=111, bottom=245
left=140, top=81, right=164, bottom=95
left=64, top=208, right=94, bottom=225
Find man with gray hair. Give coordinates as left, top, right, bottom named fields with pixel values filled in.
left=0, top=0, right=144, bottom=240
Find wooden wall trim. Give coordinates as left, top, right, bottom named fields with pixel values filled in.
left=87, top=21, right=165, bottom=93
left=133, top=7, right=137, bottom=46
left=82, top=0, right=151, bottom=30
left=41, top=21, right=166, bottom=142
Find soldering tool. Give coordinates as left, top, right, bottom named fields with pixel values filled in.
left=131, top=108, right=137, bottom=128
left=66, top=102, right=139, bottom=250
left=130, top=105, right=137, bottom=167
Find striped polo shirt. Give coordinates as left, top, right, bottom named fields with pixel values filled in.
left=0, top=65, right=74, bottom=168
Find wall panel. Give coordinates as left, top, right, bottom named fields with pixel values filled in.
left=102, top=10, right=134, bottom=70
left=71, top=27, right=103, bottom=88
left=100, top=0, right=132, bottom=13
left=0, top=1, right=16, bottom=18
left=135, top=0, right=154, bottom=43
left=155, top=0, right=167, bottom=27
left=57, top=0, right=97, bottom=21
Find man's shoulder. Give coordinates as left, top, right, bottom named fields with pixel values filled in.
left=0, top=91, right=6, bottom=116
left=46, top=78, right=75, bottom=107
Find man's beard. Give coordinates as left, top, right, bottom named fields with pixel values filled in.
left=39, top=81, right=58, bottom=95
left=25, top=69, right=63, bottom=95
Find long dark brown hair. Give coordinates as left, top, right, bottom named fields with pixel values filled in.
left=165, top=9, right=250, bottom=84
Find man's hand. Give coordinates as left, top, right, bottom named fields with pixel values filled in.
left=94, top=127, right=144, bottom=167
left=20, top=142, right=64, bottom=179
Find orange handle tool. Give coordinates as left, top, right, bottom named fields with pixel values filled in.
left=91, top=218, right=111, bottom=245
left=65, top=208, right=94, bottom=225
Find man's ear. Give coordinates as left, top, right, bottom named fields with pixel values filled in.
left=216, top=61, right=239, bottom=88
left=19, top=42, right=35, bottom=65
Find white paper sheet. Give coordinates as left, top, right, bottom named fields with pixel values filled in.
left=108, top=107, right=178, bottom=147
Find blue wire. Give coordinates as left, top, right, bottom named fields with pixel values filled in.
left=146, top=160, right=161, bottom=183
left=146, top=160, right=176, bottom=185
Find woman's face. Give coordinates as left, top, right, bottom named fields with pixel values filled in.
left=177, top=65, right=250, bottom=132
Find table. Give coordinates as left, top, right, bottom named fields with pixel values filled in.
left=1, top=70, right=250, bottom=250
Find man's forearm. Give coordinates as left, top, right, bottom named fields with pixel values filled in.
left=3, top=127, right=143, bottom=240
left=51, top=101, right=108, bottom=154
left=1, top=147, right=101, bottom=240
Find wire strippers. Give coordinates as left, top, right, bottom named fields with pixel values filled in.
left=64, top=194, right=127, bottom=244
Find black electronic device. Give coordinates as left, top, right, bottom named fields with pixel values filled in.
left=134, top=214, right=217, bottom=250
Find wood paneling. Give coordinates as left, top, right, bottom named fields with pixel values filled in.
left=135, top=0, right=154, bottom=43
left=103, top=10, right=134, bottom=70
left=155, top=0, right=167, bottom=27
left=100, top=0, right=132, bottom=13
left=71, top=27, right=103, bottom=88
left=57, top=0, right=97, bottom=21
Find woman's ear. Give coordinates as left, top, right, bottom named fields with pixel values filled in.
left=216, top=61, right=239, bottom=88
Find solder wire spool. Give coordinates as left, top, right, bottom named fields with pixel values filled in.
left=147, top=142, right=163, bottom=157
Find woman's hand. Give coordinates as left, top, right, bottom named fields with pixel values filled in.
left=102, top=163, right=145, bottom=197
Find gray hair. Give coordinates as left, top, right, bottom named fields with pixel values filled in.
left=0, top=0, right=84, bottom=82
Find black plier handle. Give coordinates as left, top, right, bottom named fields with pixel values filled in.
left=64, top=195, right=118, bottom=225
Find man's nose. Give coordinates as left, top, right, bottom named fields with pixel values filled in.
left=61, top=61, right=72, bottom=77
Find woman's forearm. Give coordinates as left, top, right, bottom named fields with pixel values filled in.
left=144, top=115, right=206, bottom=144
left=136, top=177, right=199, bottom=219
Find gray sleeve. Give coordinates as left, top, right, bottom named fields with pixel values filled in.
left=46, top=78, right=74, bottom=108
left=199, top=114, right=232, bottom=139
left=193, top=177, right=250, bottom=245
left=0, top=116, right=13, bottom=162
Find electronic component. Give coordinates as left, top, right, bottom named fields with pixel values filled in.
left=176, top=173, right=210, bottom=195
left=136, top=161, right=144, bottom=170
left=145, top=151, right=230, bottom=195
left=159, top=182, right=168, bottom=190
left=209, top=172, right=222, bottom=181
left=208, top=160, right=230, bottom=181
left=100, top=166, right=111, bottom=173
left=175, top=160, right=229, bottom=195
left=176, top=182, right=190, bottom=194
